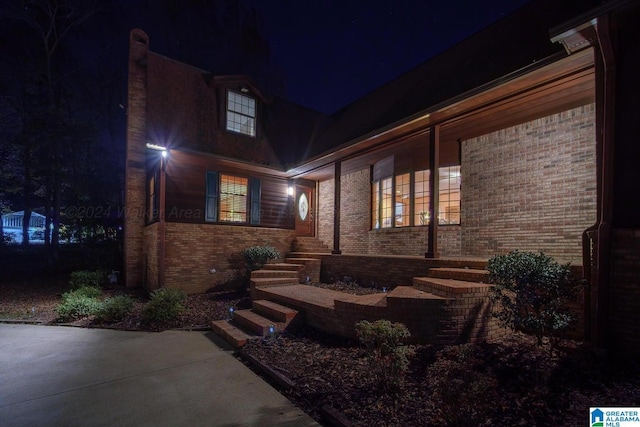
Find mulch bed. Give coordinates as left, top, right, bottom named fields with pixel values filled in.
left=2, top=276, right=639, bottom=426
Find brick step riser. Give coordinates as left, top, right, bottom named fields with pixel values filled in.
left=413, top=278, right=491, bottom=299
left=427, top=271, right=488, bottom=283
left=211, top=320, right=252, bottom=348
left=250, top=278, right=300, bottom=287
left=262, top=264, right=303, bottom=272
left=252, top=300, right=299, bottom=323
left=250, top=271, right=299, bottom=279
left=232, top=312, right=278, bottom=337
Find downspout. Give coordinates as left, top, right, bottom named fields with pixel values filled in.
left=582, top=14, right=615, bottom=348
left=592, top=14, right=616, bottom=351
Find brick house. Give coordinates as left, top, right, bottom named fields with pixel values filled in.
left=125, top=0, right=640, bottom=352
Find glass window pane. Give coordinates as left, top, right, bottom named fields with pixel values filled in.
left=414, top=169, right=430, bottom=225
left=226, top=91, right=256, bottom=137
left=381, top=177, right=393, bottom=228
left=220, top=174, right=248, bottom=222
left=438, top=166, right=461, bottom=225
left=395, top=173, right=410, bottom=227
left=372, top=181, right=379, bottom=229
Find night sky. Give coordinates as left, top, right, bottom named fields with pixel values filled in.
left=123, top=0, right=532, bottom=114
left=241, top=0, right=532, bottom=113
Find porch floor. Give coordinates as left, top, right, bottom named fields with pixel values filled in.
left=256, top=284, right=388, bottom=309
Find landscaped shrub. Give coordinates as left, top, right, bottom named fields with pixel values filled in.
left=427, top=344, right=498, bottom=425
left=355, top=319, right=413, bottom=389
left=96, top=295, right=135, bottom=322
left=142, top=287, right=187, bottom=324
left=242, top=245, right=280, bottom=272
left=70, top=285, right=103, bottom=299
left=55, top=287, right=103, bottom=321
left=69, top=270, right=107, bottom=290
left=488, top=250, right=580, bottom=346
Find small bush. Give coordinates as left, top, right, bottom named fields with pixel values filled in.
left=488, top=251, right=579, bottom=346
left=355, top=319, right=413, bottom=390
left=142, top=288, right=186, bottom=324
left=96, top=295, right=135, bottom=322
left=427, top=344, right=498, bottom=425
left=70, top=285, right=103, bottom=299
left=69, top=270, right=107, bottom=290
left=242, top=245, right=280, bottom=271
left=56, top=287, right=103, bottom=321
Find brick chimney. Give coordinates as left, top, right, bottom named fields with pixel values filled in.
left=124, top=29, right=149, bottom=287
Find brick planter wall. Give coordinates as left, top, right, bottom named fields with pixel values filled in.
left=320, top=254, right=430, bottom=288
left=158, top=223, right=295, bottom=294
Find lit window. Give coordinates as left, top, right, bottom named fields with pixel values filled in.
left=372, top=181, right=380, bottom=229
left=371, top=167, right=460, bottom=228
left=220, top=174, right=248, bottom=222
left=395, top=173, right=410, bottom=226
left=438, top=166, right=461, bottom=225
left=414, top=169, right=430, bottom=225
left=226, top=91, right=256, bottom=137
left=381, top=177, right=393, bottom=228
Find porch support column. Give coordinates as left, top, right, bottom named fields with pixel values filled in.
left=332, top=161, right=342, bottom=254
left=426, top=125, right=440, bottom=258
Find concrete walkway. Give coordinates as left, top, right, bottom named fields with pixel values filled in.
left=0, top=324, right=319, bottom=427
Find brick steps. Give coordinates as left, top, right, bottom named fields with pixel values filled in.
left=426, top=267, right=489, bottom=283
left=253, top=299, right=299, bottom=323
left=211, top=320, right=258, bottom=348
left=413, top=277, right=491, bottom=298
left=387, top=285, right=449, bottom=300
left=250, top=269, right=299, bottom=279
left=211, top=300, right=300, bottom=348
left=262, top=263, right=304, bottom=272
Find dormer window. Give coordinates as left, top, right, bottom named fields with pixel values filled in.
left=226, top=90, right=256, bottom=137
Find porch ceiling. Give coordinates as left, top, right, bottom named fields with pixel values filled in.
left=290, top=48, right=595, bottom=182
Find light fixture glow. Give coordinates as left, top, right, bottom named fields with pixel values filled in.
left=287, top=186, right=294, bottom=196
left=146, top=142, right=167, bottom=152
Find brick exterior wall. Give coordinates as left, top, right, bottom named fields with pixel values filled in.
left=317, top=178, right=334, bottom=249
left=609, top=228, right=640, bottom=353
left=158, top=223, right=295, bottom=294
left=340, top=169, right=370, bottom=253
left=124, top=29, right=150, bottom=287
left=461, top=104, right=597, bottom=263
left=142, top=223, right=159, bottom=290
left=318, top=105, right=595, bottom=262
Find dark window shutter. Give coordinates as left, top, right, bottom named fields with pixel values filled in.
left=205, top=171, right=218, bottom=222
left=249, top=178, right=261, bottom=225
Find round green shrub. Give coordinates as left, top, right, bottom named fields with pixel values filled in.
left=142, top=288, right=187, bottom=324
left=55, top=292, right=101, bottom=321
left=96, top=295, right=135, bottom=322
left=242, top=245, right=280, bottom=271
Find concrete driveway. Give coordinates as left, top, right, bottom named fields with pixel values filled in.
left=0, top=324, right=319, bottom=427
